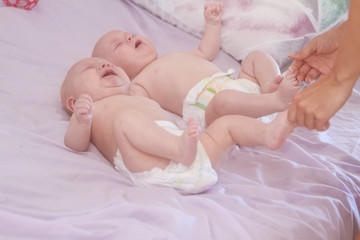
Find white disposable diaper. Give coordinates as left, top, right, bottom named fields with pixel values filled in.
left=183, top=71, right=275, bottom=128
left=113, top=120, right=218, bottom=194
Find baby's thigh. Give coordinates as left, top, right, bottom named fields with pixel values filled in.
left=205, top=90, right=241, bottom=125
left=237, top=69, right=258, bottom=85
left=121, top=146, right=169, bottom=173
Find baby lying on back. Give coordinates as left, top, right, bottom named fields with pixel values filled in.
left=92, top=2, right=299, bottom=129
left=61, top=57, right=295, bottom=194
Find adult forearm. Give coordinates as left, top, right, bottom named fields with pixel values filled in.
left=332, top=0, right=360, bottom=87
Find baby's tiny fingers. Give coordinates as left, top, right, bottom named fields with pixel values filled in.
left=76, top=101, right=90, bottom=109
left=77, top=105, right=92, bottom=115
left=79, top=94, right=93, bottom=103
left=76, top=101, right=92, bottom=113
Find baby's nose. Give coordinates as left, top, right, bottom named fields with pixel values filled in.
left=126, top=33, right=134, bottom=42
left=99, top=62, right=112, bottom=69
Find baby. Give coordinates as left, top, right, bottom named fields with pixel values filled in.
left=61, top=57, right=295, bottom=194
left=92, top=2, right=299, bottom=128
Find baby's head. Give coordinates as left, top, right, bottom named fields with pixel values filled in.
left=92, top=30, right=157, bottom=80
left=61, top=57, right=130, bottom=115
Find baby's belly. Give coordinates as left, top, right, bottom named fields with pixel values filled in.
left=141, top=56, right=221, bottom=115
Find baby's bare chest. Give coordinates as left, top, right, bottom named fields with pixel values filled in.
left=133, top=53, right=220, bottom=97
left=93, top=96, right=172, bottom=124
left=139, top=53, right=220, bottom=83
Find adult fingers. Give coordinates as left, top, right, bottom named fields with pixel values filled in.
left=287, top=99, right=297, bottom=124
left=297, top=63, right=312, bottom=82
left=304, top=68, right=320, bottom=83
left=295, top=108, right=306, bottom=128
left=288, top=98, right=306, bottom=128
left=288, top=58, right=303, bottom=73
left=315, top=119, right=330, bottom=131
left=304, top=112, right=315, bottom=130
left=288, top=42, right=315, bottom=62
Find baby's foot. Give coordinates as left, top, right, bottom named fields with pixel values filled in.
left=264, top=111, right=295, bottom=150
left=263, top=75, right=283, bottom=93
left=175, top=117, right=199, bottom=166
left=276, top=68, right=300, bottom=110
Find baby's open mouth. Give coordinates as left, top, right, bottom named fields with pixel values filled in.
left=103, top=69, right=117, bottom=77
left=135, top=40, right=142, bottom=48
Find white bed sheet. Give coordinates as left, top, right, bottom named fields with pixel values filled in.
left=0, top=1, right=359, bottom=239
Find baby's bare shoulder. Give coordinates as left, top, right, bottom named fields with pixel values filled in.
left=129, top=82, right=150, bottom=98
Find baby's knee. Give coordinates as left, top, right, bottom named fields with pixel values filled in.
left=213, top=91, right=234, bottom=112
left=246, top=50, right=270, bottom=60
left=242, top=50, right=271, bottom=69
left=238, top=50, right=268, bottom=78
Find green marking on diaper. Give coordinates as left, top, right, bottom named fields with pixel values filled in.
left=191, top=102, right=206, bottom=110
left=206, top=88, right=216, bottom=94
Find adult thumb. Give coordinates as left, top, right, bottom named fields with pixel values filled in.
left=288, top=44, right=315, bottom=61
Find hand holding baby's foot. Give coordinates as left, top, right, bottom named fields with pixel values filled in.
left=175, top=117, right=199, bottom=166
left=276, top=68, right=300, bottom=109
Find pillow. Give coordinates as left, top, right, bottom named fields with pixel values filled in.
left=129, top=0, right=348, bottom=71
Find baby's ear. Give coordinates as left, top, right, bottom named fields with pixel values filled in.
left=66, top=96, right=76, bottom=113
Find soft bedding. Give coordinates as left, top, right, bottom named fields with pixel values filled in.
left=0, top=0, right=359, bottom=240
left=130, top=0, right=349, bottom=71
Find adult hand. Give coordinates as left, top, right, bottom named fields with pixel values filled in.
left=288, top=72, right=353, bottom=131
left=288, top=23, right=344, bottom=83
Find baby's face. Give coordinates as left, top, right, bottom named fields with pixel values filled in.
left=71, top=57, right=131, bottom=101
left=92, top=30, right=157, bottom=79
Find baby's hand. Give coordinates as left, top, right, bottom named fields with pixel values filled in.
left=74, top=94, right=93, bottom=125
left=204, top=2, right=224, bottom=25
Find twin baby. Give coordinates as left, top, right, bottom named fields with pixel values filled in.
left=61, top=3, right=299, bottom=194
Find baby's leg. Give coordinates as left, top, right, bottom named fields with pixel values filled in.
left=206, top=90, right=284, bottom=125
left=238, top=50, right=282, bottom=93
left=113, top=110, right=199, bottom=172
left=205, top=71, right=299, bottom=126
left=275, top=68, right=300, bottom=107
left=175, top=117, right=199, bottom=166
left=200, top=111, right=294, bottom=169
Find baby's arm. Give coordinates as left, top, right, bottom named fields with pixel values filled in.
left=64, top=94, right=93, bottom=152
left=189, top=2, right=223, bottom=61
